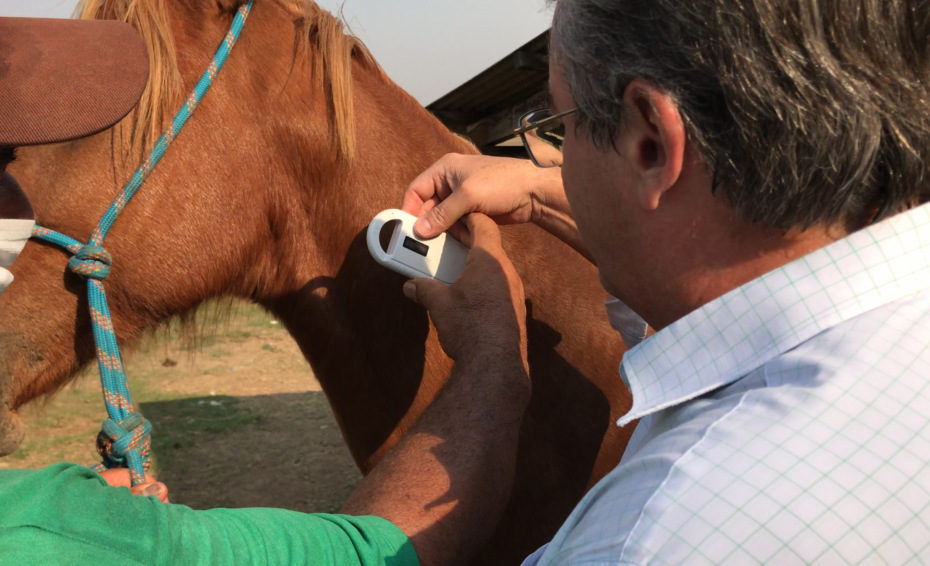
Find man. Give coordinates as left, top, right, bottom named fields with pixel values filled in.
left=403, top=0, right=930, bottom=563
left=0, top=15, right=529, bottom=566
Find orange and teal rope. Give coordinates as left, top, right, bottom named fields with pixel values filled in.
left=30, top=2, right=253, bottom=486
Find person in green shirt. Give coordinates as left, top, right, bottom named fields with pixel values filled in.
left=0, top=16, right=530, bottom=566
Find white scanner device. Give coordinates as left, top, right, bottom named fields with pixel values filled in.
left=366, top=209, right=467, bottom=284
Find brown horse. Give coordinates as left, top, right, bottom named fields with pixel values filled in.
left=0, top=0, right=632, bottom=562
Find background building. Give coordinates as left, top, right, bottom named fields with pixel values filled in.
left=427, top=30, right=549, bottom=157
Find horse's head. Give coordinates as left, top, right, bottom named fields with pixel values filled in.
left=0, top=0, right=470, bottom=452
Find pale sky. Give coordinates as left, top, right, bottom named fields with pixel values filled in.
left=0, top=0, right=554, bottom=105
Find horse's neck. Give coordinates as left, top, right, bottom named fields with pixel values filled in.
left=0, top=0, right=467, bottom=463
left=335, top=69, right=477, bottom=203
left=256, top=71, right=472, bottom=469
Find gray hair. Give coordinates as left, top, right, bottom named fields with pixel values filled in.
left=551, top=0, right=930, bottom=231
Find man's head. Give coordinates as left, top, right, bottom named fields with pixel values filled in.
left=0, top=16, right=148, bottom=296
left=551, top=0, right=930, bottom=233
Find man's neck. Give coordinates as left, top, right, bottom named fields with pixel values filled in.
left=631, top=188, right=845, bottom=330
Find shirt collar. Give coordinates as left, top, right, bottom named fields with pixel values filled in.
left=617, top=202, right=930, bottom=426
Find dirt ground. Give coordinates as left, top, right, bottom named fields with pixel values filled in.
left=0, top=301, right=362, bottom=513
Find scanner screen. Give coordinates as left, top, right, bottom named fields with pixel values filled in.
left=403, top=236, right=429, bottom=257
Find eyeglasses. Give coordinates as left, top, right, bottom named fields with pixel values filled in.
left=514, top=107, right=578, bottom=168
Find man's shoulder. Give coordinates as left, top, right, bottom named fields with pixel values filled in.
left=543, top=298, right=930, bottom=564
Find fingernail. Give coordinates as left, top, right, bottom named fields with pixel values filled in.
left=403, top=281, right=417, bottom=301
left=142, top=483, right=166, bottom=497
left=414, top=217, right=431, bottom=236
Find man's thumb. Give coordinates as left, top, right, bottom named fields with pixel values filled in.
left=414, top=198, right=462, bottom=239
left=403, top=278, right=444, bottom=308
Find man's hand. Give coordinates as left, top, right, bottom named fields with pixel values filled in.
left=402, top=153, right=592, bottom=261
left=401, top=213, right=528, bottom=373
left=403, top=153, right=561, bottom=239
left=99, top=468, right=170, bottom=503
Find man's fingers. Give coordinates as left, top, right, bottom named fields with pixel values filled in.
left=134, top=481, right=170, bottom=503
left=403, top=277, right=445, bottom=308
left=402, top=160, right=455, bottom=218
left=460, top=213, right=502, bottom=250
left=100, top=468, right=170, bottom=503
left=401, top=163, right=460, bottom=239
left=400, top=189, right=426, bottom=216
left=414, top=191, right=473, bottom=239
left=98, top=468, right=132, bottom=488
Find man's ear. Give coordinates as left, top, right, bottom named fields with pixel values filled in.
left=616, top=79, right=686, bottom=211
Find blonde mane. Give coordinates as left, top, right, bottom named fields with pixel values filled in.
left=76, top=0, right=382, bottom=161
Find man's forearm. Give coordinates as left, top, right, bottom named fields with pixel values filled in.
left=534, top=203, right=593, bottom=263
left=528, top=167, right=594, bottom=263
left=340, top=354, right=529, bottom=566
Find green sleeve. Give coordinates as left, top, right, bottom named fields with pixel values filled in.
left=0, top=463, right=418, bottom=566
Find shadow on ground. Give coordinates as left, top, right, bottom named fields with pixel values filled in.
left=141, top=391, right=362, bottom=513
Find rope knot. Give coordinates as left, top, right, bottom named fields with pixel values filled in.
left=96, top=412, right=152, bottom=481
left=68, top=245, right=112, bottom=280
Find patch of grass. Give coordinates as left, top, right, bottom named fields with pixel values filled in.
left=5, top=298, right=315, bottom=475
left=225, top=329, right=255, bottom=342
left=180, top=335, right=220, bottom=351
left=11, top=430, right=99, bottom=462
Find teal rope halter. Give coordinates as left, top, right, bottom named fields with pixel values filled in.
left=30, top=2, right=253, bottom=486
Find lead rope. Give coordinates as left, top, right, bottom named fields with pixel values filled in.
left=30, top=2, right=253, bottom=486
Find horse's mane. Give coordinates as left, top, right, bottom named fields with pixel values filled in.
left=76, top=0, right=382, bottom=161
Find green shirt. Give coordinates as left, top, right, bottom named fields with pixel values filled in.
left=0, top=463, right=418, bottom=565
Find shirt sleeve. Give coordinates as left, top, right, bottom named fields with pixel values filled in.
left=0, top=463, right=419, bottom=566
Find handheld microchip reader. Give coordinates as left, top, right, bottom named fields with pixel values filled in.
left=366, top=209, right=467, bottom=284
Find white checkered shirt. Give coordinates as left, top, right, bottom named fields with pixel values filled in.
left=523, top=202, right=930, bottom=565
